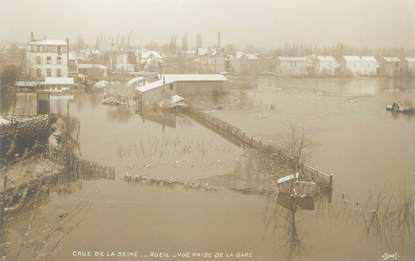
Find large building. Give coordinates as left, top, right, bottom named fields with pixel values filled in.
left=26, top=37, right=70, bottom=80
left=308, top=56, right=339, bottom=76
left=341, top=56, right=379, bottom=76
left=231, top=52, right=259, bottom=75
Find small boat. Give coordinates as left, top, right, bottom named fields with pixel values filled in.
left=386, top=102, right=415, bottom=114
left=277, top=172, right=317, bottom=211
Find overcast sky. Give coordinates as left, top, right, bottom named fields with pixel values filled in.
left=0, top=0, right=414, bottom=49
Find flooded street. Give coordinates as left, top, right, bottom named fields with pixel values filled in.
left=3, top=78, right=414, bottom=261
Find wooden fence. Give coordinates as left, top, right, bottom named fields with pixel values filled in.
left=48, top=149, right=115, bottom=180
left=185, top=107, right=333, bottom=190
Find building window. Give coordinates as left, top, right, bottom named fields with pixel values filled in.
left=47, top=69, right=52, bottom=77
left=57, top=56, right=62, bottom=64
left=36, top=56, right=41, bottom=64
left=36, top=68, right=42, bottom=77
left=57, top=46, right=62, bottom=55
left=57, top=69, right=62, bottom=77
left=47, top=56, right=52, bottom=64
left=31, top=46, right=39, bottom=52
left=48, top=46, right=57, bottom=53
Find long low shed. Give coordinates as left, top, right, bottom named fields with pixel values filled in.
left=135, top=74, right=227, bottom=111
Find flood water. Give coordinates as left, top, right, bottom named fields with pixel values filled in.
left=212, top=77, right=415, bottom=200
left=3, top=78, right=414, bottom=261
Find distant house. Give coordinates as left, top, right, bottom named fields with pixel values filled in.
left=276, top=57, right=307, bottom=76
left=110, top=45, right=135, bottom=73
left=208, top=48, right=226, bottom=73
left=310, top=56, right=339, bottom=76
left=78, top=64, right=109, bottom=80
left=140, top=50, right=163, bottom=71
left=68, top=52, right=79, bottom=77
left=231, top=52, right=259, bottom=75
left=197, top=48, right=209, bottom=72
left=184, top=50, right=197, bottom=59
left=195, top=48, right=226, bottom=73
left=380, top=57, right=400, bottom=77
left=402, top=57, right=415, bottom=77
left=135, top=74, right=227, bottom=111
left=341, top=56, right=379, bottom=76
left=115, top=54, right=129, bottom=73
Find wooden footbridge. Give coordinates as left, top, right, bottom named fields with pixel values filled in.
left=185, top=107, right=333, bottom=191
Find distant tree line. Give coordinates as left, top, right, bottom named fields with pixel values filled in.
left=0, top=44, right=24, bottom=113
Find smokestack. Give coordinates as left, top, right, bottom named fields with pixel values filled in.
left=30, top=32, right=34, bottom=41
left=66, top=38, right=69, bottom=73
left=218, top=32, right=221, bottom=48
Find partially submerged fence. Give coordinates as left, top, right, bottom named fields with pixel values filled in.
left=185, top=107, right=333, bottom=191
left=48, top=149, right=115, bottom=180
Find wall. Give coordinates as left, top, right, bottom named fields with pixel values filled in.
left=381, top=61, right=400, bottom=77
left=318, top=61, right=338, bottom=76
left=175, top=81, right=224, bottom=97
left=139, top=83, right=175, bottom=111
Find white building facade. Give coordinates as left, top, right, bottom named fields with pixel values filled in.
left=315, top=56, right=339, bottom=76
left=342, top=56, right=379, bottom=76
left=26, top=39, right=69, bottom=80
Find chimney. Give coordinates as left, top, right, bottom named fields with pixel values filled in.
left=218, top=32, right=221, bottom=48
left=30, top=32, right=34, bottom=41
left=66, top=38, right=70, bottom=72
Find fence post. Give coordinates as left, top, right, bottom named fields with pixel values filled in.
left=329, top=174, right=333, bottom=191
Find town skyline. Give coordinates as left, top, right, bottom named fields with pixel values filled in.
left=0, top=0, right=414, bottom=49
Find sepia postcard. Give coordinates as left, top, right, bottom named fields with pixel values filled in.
left=0, top=0, right=414, bottom=260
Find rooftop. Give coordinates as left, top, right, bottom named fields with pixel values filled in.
left=343, top=56, right=377, bottom=62
left=136, top=74, right=227, bottom=93
left=78, top=64, right=108, bottom=69
left=141, top=50, right=162, bottom=60
left=44, top=77, right=74, bottom=85
left=235, top=52, right=258, bottom=60
left=383, top=57, right=400, bottom=62
left=15, top=81, right=42, bottom=87
left=30, top=39, right=67, bottom=46
left=317, top=56, right=336, bottom=62
left=361, top=56, right=377, bottom=62
left=126, top=76, right=145, bottom=87
left=343, top=55, right=361, bottom=62
left=278, top=56, right=306, bottom=62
